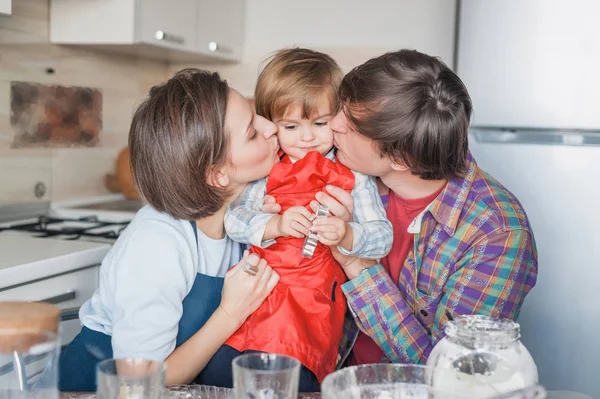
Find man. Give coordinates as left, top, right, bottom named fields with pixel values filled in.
left=266, top=49, right=538, bottom=366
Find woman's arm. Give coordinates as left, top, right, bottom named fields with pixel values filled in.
left=165, top=252, right=278, bottom=384
left=111, top=222, right=278, bottom=385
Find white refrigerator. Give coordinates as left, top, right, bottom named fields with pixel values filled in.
left=458, top=1, right=600, bottom=397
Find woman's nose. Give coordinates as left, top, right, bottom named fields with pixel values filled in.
left=262, top=119, right=278, bottom=140
left=330, top=111, right=347, bottom=134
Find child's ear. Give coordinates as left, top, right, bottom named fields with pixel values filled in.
left=207, top=167, right=230, bottom=188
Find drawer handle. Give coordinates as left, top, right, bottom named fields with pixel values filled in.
left=37, top=290, right=76, bottom=305
left=60, top=307, right=81, bottom=322
left=155, top=30, right=185, bottom=45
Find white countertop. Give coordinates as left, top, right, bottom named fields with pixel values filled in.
left=0, top=231, right=110, bottom=290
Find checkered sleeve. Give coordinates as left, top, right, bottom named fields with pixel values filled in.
left=337, top=172, right=393, bottom=259
left=224, top=178, right=276, bottom=248
left=341, top=228, right=538, bottom=364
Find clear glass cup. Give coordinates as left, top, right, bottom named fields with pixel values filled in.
left=0, top=329, right=59, bottom=399
left=232, top=353, right=300, bottom=399
left=321, top=364, right=472, bottom=398
left=96, top=358, right=165, bottom=399
left=426, top=315, right=538, bottom=397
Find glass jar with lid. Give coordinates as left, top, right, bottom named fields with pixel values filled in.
left=426, top=315, right=538, bottom=397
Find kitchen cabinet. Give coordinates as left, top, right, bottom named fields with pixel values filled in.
left=50, top=0, right=244, bottom=63
left=0, top=266, right=99, bottom=346
left=196, top=0, right=244, bottom=59
left=0, top=0, right=10, bottom=16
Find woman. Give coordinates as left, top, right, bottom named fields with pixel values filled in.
left=59, top=69, right=281, bottom=391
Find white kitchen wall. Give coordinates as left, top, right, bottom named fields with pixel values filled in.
left=172, top=0, right=457, bottom=96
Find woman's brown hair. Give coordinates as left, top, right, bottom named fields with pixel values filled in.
left=129, top=68, right=231, bottom=220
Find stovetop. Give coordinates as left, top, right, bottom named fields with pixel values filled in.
left=0, top=215, right=130, bottom=242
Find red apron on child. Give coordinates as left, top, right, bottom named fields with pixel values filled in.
left=225, top=151, right=355, bottom=382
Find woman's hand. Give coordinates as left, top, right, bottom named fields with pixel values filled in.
left=262, top=195, right=281, bottom=214
left=219, top=251, right=279, bottom=328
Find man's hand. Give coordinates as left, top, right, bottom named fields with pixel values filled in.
left=310, top=185, right=354, bottom=223
left=330, top=246, right=377, bottom=280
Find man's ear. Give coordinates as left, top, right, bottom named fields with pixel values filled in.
left=390, top=159, right=409, bottom=172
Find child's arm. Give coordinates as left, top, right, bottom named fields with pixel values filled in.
left=338, top=172, right=393, bottom=258
left=224, top=178, right=275, bottom=247
left=225, top=178, right=313, bottom=246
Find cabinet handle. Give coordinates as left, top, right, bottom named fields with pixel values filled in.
left=155, top=30, right=185, bottom=45
left=208, top=41, right=233, bottom=54
left=60, top=307, right=81, bottom=322
left=36, top=290, right=76, bottom=305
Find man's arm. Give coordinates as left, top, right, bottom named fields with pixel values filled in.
left=341, top=228, right=538, bottom=363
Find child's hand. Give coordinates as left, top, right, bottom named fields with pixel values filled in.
left=276, top=206, right=314, bottom=238
left=311, top=216, right=352, bottom=249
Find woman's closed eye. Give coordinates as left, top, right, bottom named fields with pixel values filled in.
left=248, top=128, right=258, bottom=140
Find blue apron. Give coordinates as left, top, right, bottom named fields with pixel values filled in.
left=59, top=221, right=227, bottom=392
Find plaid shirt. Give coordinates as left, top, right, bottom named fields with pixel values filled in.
left=225, top=150, right=392, bottom=259
left=336, top=153, right=538, bottom=366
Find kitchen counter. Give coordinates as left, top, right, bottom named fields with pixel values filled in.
left=0, top=231, right=110, bottom=289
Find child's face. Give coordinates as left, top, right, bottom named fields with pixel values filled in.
left=274, top=95, right=334, bottom=161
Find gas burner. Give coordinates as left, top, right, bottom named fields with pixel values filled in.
left=1, top=215, right=130, bottom=242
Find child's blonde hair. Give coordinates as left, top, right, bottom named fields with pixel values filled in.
left=255, top=48, right=343, bottom=121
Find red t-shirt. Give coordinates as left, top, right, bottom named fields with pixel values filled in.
left=351, top=187, right=443, bottom=365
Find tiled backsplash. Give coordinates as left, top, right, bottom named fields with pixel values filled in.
left=10, top=81, right=102, bottom=148
left=0, top=0, right=169, bottom=205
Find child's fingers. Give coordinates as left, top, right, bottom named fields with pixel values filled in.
left=288, top=221, right=308, bottom=238
left=317, top=233, right=341, bottom=246
left=291, top=213, right=313, bottom=230
left=311, top=224, right=339, bottom=234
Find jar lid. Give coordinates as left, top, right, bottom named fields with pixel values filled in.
left=0, top=302, right=60, bottom=352
left=445, top=315, right=520, bottom=346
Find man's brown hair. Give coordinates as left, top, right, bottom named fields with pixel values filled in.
left=255, top=48, right=343, bottom=120
left=129, top=68, right=231, bottom=220
left=340, top=49, right=472, bottom=180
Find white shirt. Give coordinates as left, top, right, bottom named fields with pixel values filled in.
left=80, top=206, right=242, bottom=361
